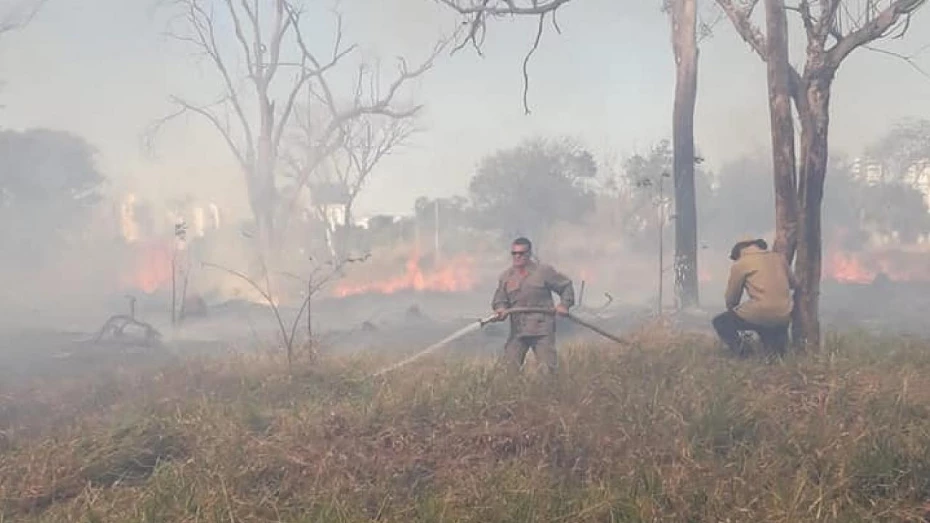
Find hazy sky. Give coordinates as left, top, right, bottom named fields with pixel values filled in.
left=1, top=0, right=928, bottom=221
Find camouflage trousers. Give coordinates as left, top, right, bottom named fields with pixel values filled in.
left=503, top=334, right=558, bottom=374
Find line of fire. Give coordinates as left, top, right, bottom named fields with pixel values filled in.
left=115, top=161, right=930, bottom=314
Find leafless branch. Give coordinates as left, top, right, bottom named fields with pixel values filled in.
left=814, top=0, right=843, bottom=43
left=341, top=115, right=418, bottom=203
left=278, top=106, right=348, bottom=227
left=714, top=0, right=767, bottom=59
left=697, top=7, right=727, bottom=44
left=438, top=0, right=574, bottom=113
left=521, top=13, right=545, bottom=114
left=0, top=0, right=46, bottom=37
left=277, top=25, right=446, bottom=226
left=221, top=0, right=256, bottom=79
left=439, top=0, right=572, bottom=16
left=201, top=260, right=294, bottom=368
left=280, top=253, right=369, bottom=350
left=788, top=1, right=818, bottom=42
left=862, top=43, right=930, bottom=79
left=827, top=0, right=927, bottom=68
left=273, top=4, right=357, bottom=154
left=287, top=6, right=447, bottom=137
left=715, top=0, right=805, bottom=104
left=143, top=96, right=251, bottom=171
left=160, top=0, right=255, bottom=161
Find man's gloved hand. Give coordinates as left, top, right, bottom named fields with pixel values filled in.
left=555, top=303, right=569, bottom=316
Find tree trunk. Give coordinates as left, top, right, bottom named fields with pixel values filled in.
left=251, top=94, right=278, bottom=262
left=670, top=0, right=700, bottom=309
left=763, top=0, right=799, bottom=262
left=793, top=73, right=833, bottom=351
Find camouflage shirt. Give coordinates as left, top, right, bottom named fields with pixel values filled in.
left=492, top=262, right=575, bottom=337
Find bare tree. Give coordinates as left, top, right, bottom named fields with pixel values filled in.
left=147, top=0, right=445, bottom=255
left=330, top=115, right=417, bottom=230
left=715, top=0, right=927, bottom=349
left=439, top=0, right=709, bottom=310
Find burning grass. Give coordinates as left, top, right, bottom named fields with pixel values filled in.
left=3, top=330, right=930, bottom=521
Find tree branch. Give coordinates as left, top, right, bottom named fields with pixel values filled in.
left=341, top=115, right=417, bottom=202
left=862, top=43, right=930, bottom=79
left=164, top=0, right=256, bottom=160
left=714, top=0, right=768, bottom=59
left=0, top=0, right=46, bottom=37
left=144, top=96, right=250, bottom=172
left=440, top=0, right=572, bottom=113
left=439, top=0, right=572, bottom=15
left=789, top=0, right=818, bottom=42
left=263, top=0, right=294, bottom=84
left=277, top=20, right=444, bottom=224
left=322, top=37, right=447, bottom=127
left=827, top=0, right=927, bottom=68
left=716, top=0, right=805, bottom=105
left=279, top=107, right=347, bottom=225
left=814, top=0, right=842, bottom=43
left=273, top=5, right=356, bottom=153
left=221, top=0, right=256, bottom=78
left=520, top=12, right=546, bottom=114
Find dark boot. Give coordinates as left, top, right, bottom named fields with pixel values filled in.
left=760, top=324, right=789, bottom=359
left=713, top=312, right=747, bottom=356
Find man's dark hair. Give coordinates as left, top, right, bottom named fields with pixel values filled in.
left=512, top=237, right=532, bottom=251
left=729, top=238, right=768, bottom=261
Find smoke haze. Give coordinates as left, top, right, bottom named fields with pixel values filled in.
left=1, top=0, right=929, bottom=347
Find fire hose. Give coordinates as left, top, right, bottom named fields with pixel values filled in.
left=372, top=307, right=626, bottom=377
left=479, top=307, right=627, bottom=345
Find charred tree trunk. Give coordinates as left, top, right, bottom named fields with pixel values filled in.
left=670, top=0, right=700, bottom=309
left=763, top=0, right=799, bottom=261
left=793, top=72, right=833, bottom=350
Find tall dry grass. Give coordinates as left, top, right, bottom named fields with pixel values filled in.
left=2, top=328, right=930, bottom=522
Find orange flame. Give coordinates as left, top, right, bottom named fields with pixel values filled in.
left=699, top=266, right=713, bottom=283
left=824, top=246, right=930, bottom=284
left=121, top=239, right=174, bottom=294
left=825, top=250, right=875, bottom=284
left=332, top=251, right=478, bottom=297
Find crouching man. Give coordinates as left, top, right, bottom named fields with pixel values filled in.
left=713, top=237, right=796, bottom=357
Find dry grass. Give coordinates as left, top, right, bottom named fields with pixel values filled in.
left=3, top=328, right=930, bottom=522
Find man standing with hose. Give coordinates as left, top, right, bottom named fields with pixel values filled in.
left=491, top=237, right=575, bottom=374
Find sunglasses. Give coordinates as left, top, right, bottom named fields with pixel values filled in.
left=511, top=250, right=529, bottom=256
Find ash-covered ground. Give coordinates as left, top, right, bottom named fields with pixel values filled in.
left=2, top=278, right=928, bottom=383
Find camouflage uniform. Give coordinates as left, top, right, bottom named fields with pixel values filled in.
left=491, top=261, right=575, bottom=373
